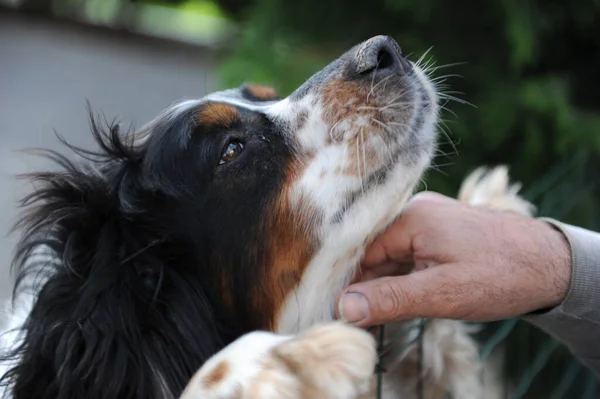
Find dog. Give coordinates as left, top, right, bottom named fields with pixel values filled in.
left=0, top=35, right=534, bottom=398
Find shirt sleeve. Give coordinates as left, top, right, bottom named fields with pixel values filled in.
left=522, top=218, right=600, bottom=374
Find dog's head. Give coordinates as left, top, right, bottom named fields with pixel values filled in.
left=3, top=35, right=439, bottom=398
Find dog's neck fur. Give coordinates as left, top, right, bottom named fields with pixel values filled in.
left=276, top=167, right=428, bottom=333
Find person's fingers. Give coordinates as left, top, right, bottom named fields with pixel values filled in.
left=336, top=263, right=505, bottom=327
left=349, top=261, right=405, bottom=284
left=409, top=190, right=452, bottom=204
left=358, top=260, right=414, bottom=282
left=361, top=191, right=455, bottom=268
left=414, top=259, right=439, bottom=271
left=361, top=219, right=413, bottom=267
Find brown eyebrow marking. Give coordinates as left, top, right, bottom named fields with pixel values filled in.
left=242, top=84, right=280, bottom=101
left=197, top=103, right=240, bottom=128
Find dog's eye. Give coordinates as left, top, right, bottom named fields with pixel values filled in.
left=219, top=141, right=244, bottom=165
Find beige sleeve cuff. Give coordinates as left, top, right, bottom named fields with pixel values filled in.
left=522, top=218, right=600, bottom=372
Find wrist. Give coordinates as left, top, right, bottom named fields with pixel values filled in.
left=537, top=219, right=572, bottom=309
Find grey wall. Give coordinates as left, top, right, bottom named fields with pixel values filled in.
left=0, top=11, right=220, bottom=300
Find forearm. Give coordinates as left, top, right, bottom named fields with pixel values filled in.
left=523, top=218, right=600, bottom=373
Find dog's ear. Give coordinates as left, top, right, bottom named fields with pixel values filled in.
left=1, top=112, right=224, bottom=399
left=240, top=83, right=281, bottom=102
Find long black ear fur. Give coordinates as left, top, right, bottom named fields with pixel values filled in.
left=0, top=107, right=225, bottom=399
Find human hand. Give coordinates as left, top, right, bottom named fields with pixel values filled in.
left=336, top=192, right=572, bottom=327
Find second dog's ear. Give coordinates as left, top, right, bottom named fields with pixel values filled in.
left=241, top=83, right=280, bottom=102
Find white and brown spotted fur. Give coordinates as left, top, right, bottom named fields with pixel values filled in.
left=180, top=166, right=535, bottom=399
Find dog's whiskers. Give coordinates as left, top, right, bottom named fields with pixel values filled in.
left=430, top=73, right=464, bottom=83
left=366, top=62, right=381, bottom=103
left=427, top=164, right=451, bottom=176
left=414, top=46, right=434, bottom=70
left=357, top=102, right=411, bottom=112
left=373, top=135, right=395, bottom=172
left=361, top=129, right=368, bottom=194
left=354, top=129, right=365, bottom=195
left=369, top=117, right=407, bottom=135
left=437, top=92, right=475, bottom=108
left=329, top=120, right=344, bottom=142
left=437, top=125, right=459, bottom=157
left=439, top=103, right=459, bottom=118
left=368, top=74, right=396, bottom=103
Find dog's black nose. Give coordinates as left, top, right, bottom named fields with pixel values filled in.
left=356, top=35, right=407, bottom=75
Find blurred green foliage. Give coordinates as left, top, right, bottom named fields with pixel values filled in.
left=212, top=0, right=600, bottom=397
left=214, top=0, right=600, bottom=223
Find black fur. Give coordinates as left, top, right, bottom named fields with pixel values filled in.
left=0, top=100, right=292, bottom=399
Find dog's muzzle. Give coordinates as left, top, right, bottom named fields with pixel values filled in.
left=289, top=35, right=413, bottom=100
left=354, top=35, right=411, bottom=76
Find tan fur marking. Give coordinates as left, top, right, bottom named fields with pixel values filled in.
left=321, top=80, right=381, bottom=135
left=200, top=360, right=229, bottom=389
left=244, top=323, right=377, bottom=398
left=197, top=103, right=240, bottom=128
left=343, top=138, right=379, bottom=176
left=201, top=360, right=229, bottom=388
left=245, top=356, right=302, bottom=398
left=257, top=157, right=321, bottom=331
left=321, top=79, right=405, bottom=177
left=246, top=84, right=279, bottom=101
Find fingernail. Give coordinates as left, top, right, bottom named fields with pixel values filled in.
left=339, top=292, right=369, bottom=324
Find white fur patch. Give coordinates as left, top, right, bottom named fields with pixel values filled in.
left=181, top=322, right=377, bottom=399
left=276, top=61, right=439, bottom=333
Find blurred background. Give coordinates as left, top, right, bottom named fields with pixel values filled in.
left=0, top=0, right=599, bottom=397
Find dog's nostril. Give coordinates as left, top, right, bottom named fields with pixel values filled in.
left=376, top=48, right=394, bottom=70
left=356, top=36, right=406, bottom=76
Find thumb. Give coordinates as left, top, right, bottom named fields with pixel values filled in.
left=336, top=266, right=469, bottom=327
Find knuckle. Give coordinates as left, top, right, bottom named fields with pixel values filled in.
left=405, top=196, right=430, bottom=216
left=375, top=279, right=409, bottom=318
left=444, top=298, right=470, bottom=319
left=410, top=191, right=449, bottom=208
left=438, top=281, right=479, bottom=320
